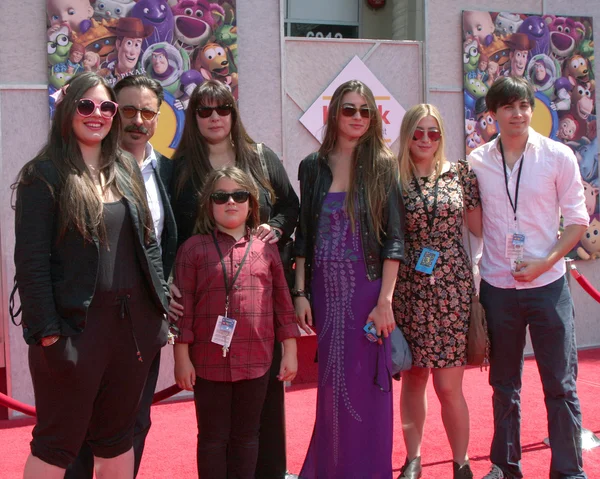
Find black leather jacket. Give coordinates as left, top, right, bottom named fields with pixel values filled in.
left=294, top=153, right=406, bottom=295
left=14, top=159, right=169, bottom=345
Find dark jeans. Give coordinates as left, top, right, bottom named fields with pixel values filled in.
left=480, top=276, right=586, bottom=479
left=194, top=372, right=270, bottom=479
left=65, top=350, right=161, bottom=478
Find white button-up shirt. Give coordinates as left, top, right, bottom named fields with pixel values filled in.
left=140, top=144, right=165, bottom=249
left=468, top=128, right=588, bottom=289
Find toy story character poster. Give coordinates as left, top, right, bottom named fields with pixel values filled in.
left=46, top=0, right=238, bottom=157
left=462, top=11, right=598, bottom=260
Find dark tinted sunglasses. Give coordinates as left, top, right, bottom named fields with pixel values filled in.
left=211, top=191, right=250, bottom=204
left=412, top=129, right=442, bottom=142
left=77, top=98, right=118, bottom=118
left=341, top=105, right=371, bottom=119
left=196, top=105, right=233, bottom=118
left=120, top=105, right=158, bottom=121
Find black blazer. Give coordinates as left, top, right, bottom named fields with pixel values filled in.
left=154, top=152, right=177, bottom=278
left=14, top=158, right=169, bottom=345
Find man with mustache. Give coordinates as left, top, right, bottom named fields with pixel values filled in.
left=66, top=75, right=177, bottom=479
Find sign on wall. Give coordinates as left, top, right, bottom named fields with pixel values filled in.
left=45, top=0, right=238, bottom=157
left=300, top=55, right=405, bottom=146
left=462, top=11, right=598, bottom=260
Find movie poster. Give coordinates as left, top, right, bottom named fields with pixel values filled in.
left=46, top=0, right=238, bottom=157
left=462, top=11, right=598, bottom=260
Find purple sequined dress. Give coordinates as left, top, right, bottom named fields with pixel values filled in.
left=300, top=192, right=393, bottom=479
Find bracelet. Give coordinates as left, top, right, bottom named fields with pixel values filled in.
left=291, top=289, right=307, bottom=298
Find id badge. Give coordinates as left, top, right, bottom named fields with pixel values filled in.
left=505, top=233, right=525, bottom=259
left=415, top=247, right=439, bottom=275
left=211, top=315, right=237, bottom=353
left=505, top=233, right=525, bottom=270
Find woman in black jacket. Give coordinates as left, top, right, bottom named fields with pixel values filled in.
left=294, top=80, right=405, bottom=478
left=168, top=80, right=299, bottom=478
left=14, top=72, right=169, bottom=479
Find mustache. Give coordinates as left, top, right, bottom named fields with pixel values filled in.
left=124, top=125, right=149, bottom=135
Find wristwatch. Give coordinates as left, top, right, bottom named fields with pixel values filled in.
left=291, top=289, right=307, bottom=298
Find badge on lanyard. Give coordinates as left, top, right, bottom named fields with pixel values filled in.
left=505, top=233, right=526, bottom=270
left=211, top=230, right=253, bottom=357
left=212, top=316, right=238, bottom=357
left=412, top=175, right=441, bottom=278
left=416, top=247, right=440, bottom=275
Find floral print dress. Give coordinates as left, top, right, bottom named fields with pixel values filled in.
left=393, top=160, right=480, bottom=368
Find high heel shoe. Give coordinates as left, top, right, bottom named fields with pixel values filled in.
left=398, top=456, right=422, bottom=479
left=453, top=459, right=473, bottom=479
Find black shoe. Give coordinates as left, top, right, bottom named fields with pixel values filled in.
left=398, top=456, right=422, bottom=479
left=453, top=460, right=473, bottom=479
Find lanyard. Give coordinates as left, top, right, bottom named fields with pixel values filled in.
left=499, top=141, right=524, bottom=223
left=412, top=174, right=441, bottom=232
left=211, top=230, right=253, bottom=316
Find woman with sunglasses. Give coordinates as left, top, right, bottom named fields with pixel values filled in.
left=169, top=79, right=299, bottom=478
left=13, top=72, right=169, bottom=479
left=295, top=80, right=405, bottom=478
left=393, top=104, right=482, bottom=479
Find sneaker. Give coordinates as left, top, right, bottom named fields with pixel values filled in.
left=482, top=464, right=505, bottom=479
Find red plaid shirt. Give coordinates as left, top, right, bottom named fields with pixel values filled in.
left=174, top=230, right=299, bottom=382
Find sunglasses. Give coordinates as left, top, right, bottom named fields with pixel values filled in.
left=340, top=105, right=371, bottom=119
left=196, top=105, right=233, bottom=119
left=211, top=191, right=250, bottom=205
left=412, top=129, right=442, bottom=142
left=120, top=105, right=158, bottom=121
left=76, top=98, right=118, bottom=118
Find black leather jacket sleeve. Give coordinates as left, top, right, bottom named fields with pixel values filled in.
left=381, top=174, right=406, bottom=261
left=261, top=145, right=299, bottom=240
left=14, top=163, right=63, bottom=343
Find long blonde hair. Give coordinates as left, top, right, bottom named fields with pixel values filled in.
left=397, top=104, right=446, bottom=190
left=320, top=80, right=397, bottom=240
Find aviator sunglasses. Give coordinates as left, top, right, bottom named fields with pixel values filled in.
left=340, top=105, right=371, bottom=119
left=412, top=128, right=442, bottom=142
left=196, top=104, right=234, bottom=118
left=413, top=129, right=442, bottom=141
left=211, top=191, right=251, bottom=205
left=120, top=105, right=159, bottom=121
left=76, top=98, right=118, bottom=118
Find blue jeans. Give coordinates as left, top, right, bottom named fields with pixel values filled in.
left=480, top=276, right=586, bottom=479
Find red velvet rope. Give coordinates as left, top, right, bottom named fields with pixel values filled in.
left=570, top=265, right=600, bottom=304
left=0, top=385, right=183, bottom=418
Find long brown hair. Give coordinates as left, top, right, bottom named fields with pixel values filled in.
left=397, top=104, right=446, bottom=190
left=195, top=167, right=260, bottom=235
left=319, top=80, right=397, bottom=240
left=173, top=80, right=273, bottom=201
left=12, top=72, right=153, bottom=244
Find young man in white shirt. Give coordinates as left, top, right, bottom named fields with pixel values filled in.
left=468, top=76, right=588, bottom=479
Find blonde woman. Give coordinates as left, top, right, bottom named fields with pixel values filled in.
left=393, top=104, right=482, bottom=479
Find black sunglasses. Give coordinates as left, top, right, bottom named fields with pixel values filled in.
left=341, top=105, right=371, bottom=119
left=413, top=128, right=442, bottom=142
left=120, top=105, right=158, bottom=121
left=211, top=191, right=250, bottom=204
left=196, top=105, right=233, bottom=119
left=76, top=98, right=118, bottom=118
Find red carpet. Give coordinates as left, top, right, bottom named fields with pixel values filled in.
left=1, top=349, right=599, bottom=478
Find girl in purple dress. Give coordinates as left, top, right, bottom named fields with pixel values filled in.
left=294, top=80, right=406, bottom=478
